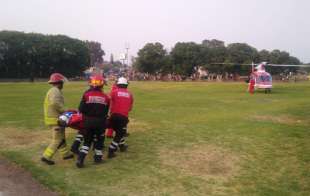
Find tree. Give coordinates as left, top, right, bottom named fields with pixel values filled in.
left=134, top=42, right=167, bottom=74
left=132, top=38, right=303, bottom=76
left=202, top=39, right=225, bottom=48
left=287, top=56, right=301, bottom=65
left=170, top=42, right=202, bottom=76
left=226, top=43, right=259, bottom=74
left=0, top=31, right=90, bottom=79
left=201, top=39, right=227, bottom=73
left=258, top=50, right=270, bottom=62
left=268, top=50, right=300, bottom=74
left=0, top=40, right=9, bottom=76
left=226, top=43, right=258, bottom=63
left=85, top=41, right=105, bottom=67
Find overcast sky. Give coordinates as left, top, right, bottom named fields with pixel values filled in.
left=1, top=0, right=310, bottom=63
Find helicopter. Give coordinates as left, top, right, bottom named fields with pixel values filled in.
left=212, top=62, right=310, bottom=93
left=249, top=62, right=272, bottom=93
left=248, top=62, right=310, bottom=93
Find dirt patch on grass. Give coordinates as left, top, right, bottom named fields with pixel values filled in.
left=0, top=127, right=79, bottom=150
left=0, top=127, right=50, bottom=149
left=160, top=144, right=240, bottom=181
left=128, top=118, right=151, bottom=133
left=251, top=115, right=304, bottom=125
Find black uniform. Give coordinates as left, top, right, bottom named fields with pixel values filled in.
left=76, top=87, right=110, bottom=168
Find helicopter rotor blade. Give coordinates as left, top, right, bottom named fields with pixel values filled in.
left=211, top=63, right=258, bottom=66
left=210, top=62, right=310, bottom=67
left=268, top=64, right=310, bottom=67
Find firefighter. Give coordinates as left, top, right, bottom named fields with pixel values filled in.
left=248, top=73, right=255, bottom=94
left=70, top=77, right=108, bottom=154
left=76, top=75, right=110, bottom=168
left=41, top=73, right=74, bottom=165
left=108, top=77, right=134, bottom=158
left=105, top=81, right=118, bottom=138
left=106, top=81, right=130, bottom=138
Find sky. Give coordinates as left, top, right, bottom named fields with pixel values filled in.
left=1, top=0, right=310, bottom=63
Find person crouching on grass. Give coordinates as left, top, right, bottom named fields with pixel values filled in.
left=108, top=77, right=134, bottom=158
left=41, top=73, right=74, bottom=165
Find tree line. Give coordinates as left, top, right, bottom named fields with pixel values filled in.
left=0, top=31, right=104, bottom=80
left=0, top=31, right=304, bottom=79
left=133, top=39, right=302, bottom=76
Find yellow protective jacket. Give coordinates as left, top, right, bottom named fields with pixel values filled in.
left=44, top=86, right=65, bottom=125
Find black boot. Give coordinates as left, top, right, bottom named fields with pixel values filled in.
left=71, top=141, right=81, bottom=155
left=41, top=157, right=55, bottom=165
left=76, top=153, right=86, bottom=168
left=108, top=148, right=117, bottom=159
left=119, top=144, right=128, bottom=152
left=63, top=154, right=74, bottom=160
left=94, top=155, right=103, bottom=164
left=124, top=132, right=130, bottom=137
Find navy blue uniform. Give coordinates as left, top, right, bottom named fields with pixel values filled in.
left=76, top=87, right=110, bottom=167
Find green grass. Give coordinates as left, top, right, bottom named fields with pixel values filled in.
left=0, top=81, right=309, bottom=196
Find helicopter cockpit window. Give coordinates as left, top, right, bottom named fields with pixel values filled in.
left=257, top=75, right=272, bottom=82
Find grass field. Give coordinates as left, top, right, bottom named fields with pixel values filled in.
left=0, top=81, right=309, bottom=196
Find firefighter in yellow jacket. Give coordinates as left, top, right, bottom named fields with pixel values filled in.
left=41, top=73, right=74, bottom=165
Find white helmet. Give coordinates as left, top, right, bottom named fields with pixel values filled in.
left=58, top=112, right=73, bottom=127
left=59, top=115, right=70, bottom=124
left=117, top=77, right=128, bottom=85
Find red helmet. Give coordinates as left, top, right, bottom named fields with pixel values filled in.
left=48, top=73, right=67, bottom=84
left=89, top=75, right=104, bottom=87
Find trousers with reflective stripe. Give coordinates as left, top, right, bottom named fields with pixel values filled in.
left=43, top=126, right=71, bottom=160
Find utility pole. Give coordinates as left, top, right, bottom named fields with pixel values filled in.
left=125, top=43, right=130, bottom=66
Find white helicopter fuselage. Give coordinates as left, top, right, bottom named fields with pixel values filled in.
left=253, top=63, right=272, bottom=89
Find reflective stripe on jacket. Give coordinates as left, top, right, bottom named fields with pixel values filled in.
left=44, top=87, right=65, bottom=125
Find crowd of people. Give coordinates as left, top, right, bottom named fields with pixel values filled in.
left=105, top=70, right=239, bottom=82
left=41, top=73, right=134, bottom=168
left=107, top=69, right=309, bottom=83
